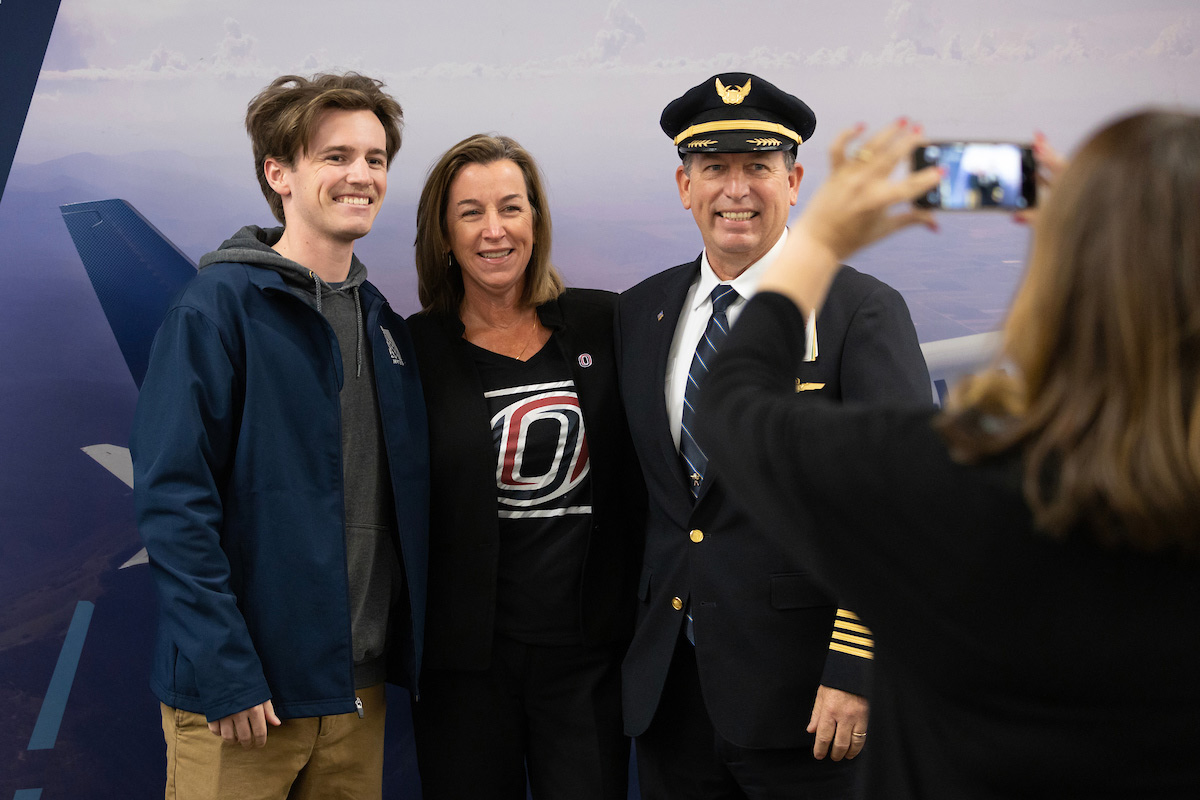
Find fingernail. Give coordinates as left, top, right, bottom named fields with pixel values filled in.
left=897, top=116, right=909, bottom=128
left=913, top=123, right=924, bottom=135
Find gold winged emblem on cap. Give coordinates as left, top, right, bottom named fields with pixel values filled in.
left=715, top=77, right=751, bottom=105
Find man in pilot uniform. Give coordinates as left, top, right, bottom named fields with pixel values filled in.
left=616, top=72, right=931, bottom=798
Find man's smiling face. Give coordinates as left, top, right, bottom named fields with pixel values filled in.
left=270, top=107, right=388, bottom=246
left=676, top=150, right=802, bottom=280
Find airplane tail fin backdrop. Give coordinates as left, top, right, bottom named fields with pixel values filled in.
left=61, top=199, right=198, bottom=389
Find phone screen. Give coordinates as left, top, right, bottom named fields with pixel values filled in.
left=913, top=142, right=1036, bottom=210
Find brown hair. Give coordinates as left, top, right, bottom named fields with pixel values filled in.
left=414, top=133, right=564, bottom=313
left=940, top=110, right=1200, bottom=554
left=245, top=73, right=404, bottom=224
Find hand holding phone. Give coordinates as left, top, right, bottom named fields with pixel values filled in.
left=912, top=142, right=1036, bottom=211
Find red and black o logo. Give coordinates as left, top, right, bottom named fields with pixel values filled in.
left=491, top=391, right=590, bottom=508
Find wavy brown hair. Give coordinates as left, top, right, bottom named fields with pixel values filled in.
left=245, top=73, right=404, bottom=224
left=414, top=134, right=564, bottom=313
left=940, top=110, right=1200, bottom=554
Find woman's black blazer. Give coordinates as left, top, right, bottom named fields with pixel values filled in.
left=407, top=288, right=646, bottom=670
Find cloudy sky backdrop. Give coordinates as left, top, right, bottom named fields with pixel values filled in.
left=10, top=0, right=1200, bottom=325
left=0, top=4, right=1197, bottom=796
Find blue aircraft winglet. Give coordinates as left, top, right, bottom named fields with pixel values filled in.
left=61, top=199, right=198, bottom=388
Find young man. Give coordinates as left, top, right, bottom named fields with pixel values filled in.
left=131, top=73, right=428, bottom=800
left=616, top=72, right=931, bottom=799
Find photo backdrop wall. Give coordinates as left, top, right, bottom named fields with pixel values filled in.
left=2, top=1, right=1197, bottom=797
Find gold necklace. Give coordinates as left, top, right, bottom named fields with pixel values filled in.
left=461, top=305, right=541, bottom=360
left=514, top=313, right=540, bottom=361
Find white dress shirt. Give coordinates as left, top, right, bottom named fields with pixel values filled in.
left=665, top=228, right=817, bottom=450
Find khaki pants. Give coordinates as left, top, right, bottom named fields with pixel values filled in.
left=160, top=683, right=386, bottom=800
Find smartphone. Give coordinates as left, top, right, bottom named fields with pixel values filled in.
left=912, top=142, right=1036, bottom=210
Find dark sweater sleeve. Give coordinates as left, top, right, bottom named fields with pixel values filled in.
left=697, top=292, right=932, bottom=624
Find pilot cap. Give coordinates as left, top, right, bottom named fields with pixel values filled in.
left=660, top=72, right=816, bottom=155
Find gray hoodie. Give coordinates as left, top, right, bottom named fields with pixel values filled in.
left=200, top=226, right=401, bottom=689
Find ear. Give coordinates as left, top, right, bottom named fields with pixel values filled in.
left=675, top=164, right=692, bottom=210
left=788, top=162, right=804, bottom=207
left=263, top=157, right=292, bottom=198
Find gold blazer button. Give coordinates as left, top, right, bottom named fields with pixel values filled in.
left=689, top=529, right=704, bottom=543
left=671, top=597, right=684, bottom=611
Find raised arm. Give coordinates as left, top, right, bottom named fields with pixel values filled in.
left=759, top=119, right=940, bottom=315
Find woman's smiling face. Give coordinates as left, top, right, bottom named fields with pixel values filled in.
left=445, top=158, right=535, bottom=303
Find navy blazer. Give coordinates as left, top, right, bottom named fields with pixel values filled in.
left=407, top=288, right=645, bottom=671
left=616, top=257, right=930, bottom=748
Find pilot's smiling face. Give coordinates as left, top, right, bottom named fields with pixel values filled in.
left=676, top=150, right=802, bottom=280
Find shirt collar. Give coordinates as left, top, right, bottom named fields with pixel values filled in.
left=693, top=227, right=789, bottom=312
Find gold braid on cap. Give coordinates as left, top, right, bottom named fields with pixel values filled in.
left=674, top=119, right=802, bottom=146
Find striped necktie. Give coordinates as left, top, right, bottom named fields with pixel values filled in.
left=679, top=284, right=739, bottom=500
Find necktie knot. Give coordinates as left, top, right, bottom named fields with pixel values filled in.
left=711, top=284, right=738, bottom=315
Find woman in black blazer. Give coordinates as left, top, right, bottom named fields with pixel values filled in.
left=405, top=133, right=643, bottom=800
left=699, top=113, right=1200, bottom=797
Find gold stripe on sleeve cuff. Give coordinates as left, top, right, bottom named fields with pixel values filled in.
left=834, top=619, right=872, bottom=635
left=831, top=631, right=874, bottom=648
left=828, top=642, right=875, bottom=660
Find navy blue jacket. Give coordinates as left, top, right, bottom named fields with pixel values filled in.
left=131, top=261, right=429, bottom=721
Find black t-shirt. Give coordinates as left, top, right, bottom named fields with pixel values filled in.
left=468, top=333, right=592, bottom=645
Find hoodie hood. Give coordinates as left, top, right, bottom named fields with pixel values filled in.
left=198, top=225, right=369, bottom=295
left=200, top=225, right=371, bottom=377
